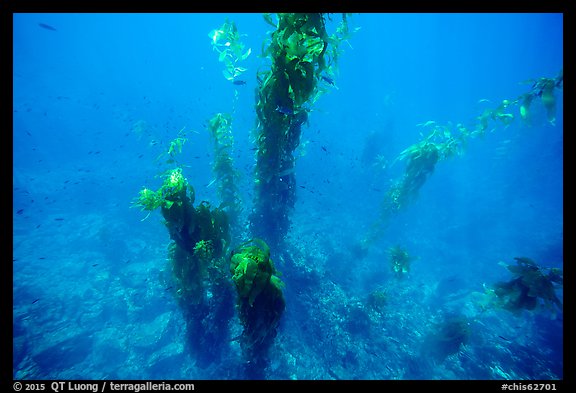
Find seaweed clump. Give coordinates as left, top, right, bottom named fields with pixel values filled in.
left=209, top=18, right=251, bottom=83
left=366, top=288, right=388, bottom=313
left=229, top=238, right=285, bottom=379
left=491, top=257, right=563, bottom=314
left=386, top=142, right=441, bottom=215
left=134, top=168, right=234, bottom=367
left=422, top=316, right=471, bottom=362
left=388, top=245, right=412, bottom=277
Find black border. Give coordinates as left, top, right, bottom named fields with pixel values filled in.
left=3, top=0, right=573, bottom=13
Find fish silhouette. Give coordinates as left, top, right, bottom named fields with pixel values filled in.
left=38, top=23, right=57, bottom=32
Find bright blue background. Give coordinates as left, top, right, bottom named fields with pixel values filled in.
left=13, top=13, right=563, bottom=380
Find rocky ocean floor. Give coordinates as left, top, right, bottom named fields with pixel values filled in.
left=12, top=207, right=563, bottom=380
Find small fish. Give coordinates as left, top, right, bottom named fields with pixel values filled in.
left=39, top=257, right=46, bottom=260
left=321, top=146, right=328, bottom=152
left=16, top=209, right=24, bottom=215
left=31, top=298, right=40, bottom=304
left=92, top=264, right=99, bottom=267
left=165, top=286, right=173, bottom=291
left=321, top=75, right=335, bottom=86
left=498, top=335, right=512, bottom=342
left=54, top=218, right=64, bottom=221
left=38, top=23, right=57, bottom=31
left=275, top=105, right=293, bottom=115
left=232, top=80, right=247, bottom=86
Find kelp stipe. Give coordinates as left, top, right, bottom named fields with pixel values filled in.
left=249, top=13, right=355, bottom=250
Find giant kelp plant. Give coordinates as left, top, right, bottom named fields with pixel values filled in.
left=134, top=167, right=234, bottom=368
left=364, top=70, right=563, bottom=244
left=207, top=19, right=252, bottom=239
left=249, top=13, right=355, bottom=249
left=229, top=238, right=285, bottom=379
left=208, top=21, right=289, bottom=377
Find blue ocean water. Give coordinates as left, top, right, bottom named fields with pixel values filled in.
left=12, top=13, right=564, bottom=381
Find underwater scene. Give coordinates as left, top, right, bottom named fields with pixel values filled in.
left=13, top=13, right=564, bottom=381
